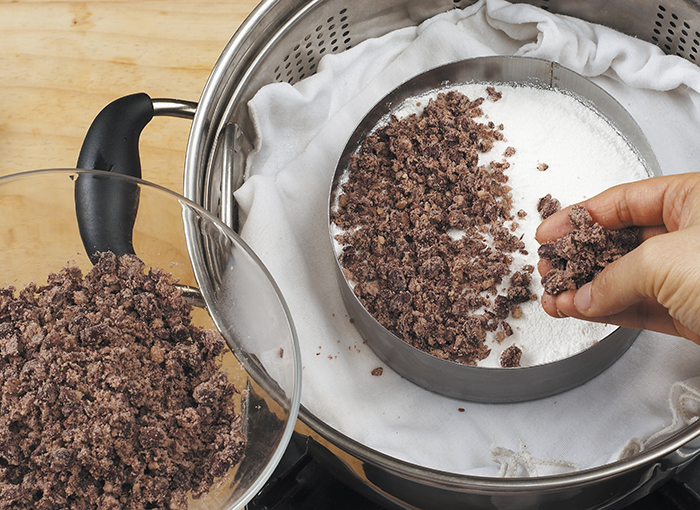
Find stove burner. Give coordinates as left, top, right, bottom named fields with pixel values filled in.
left=248, top=436, right=700, bottom=510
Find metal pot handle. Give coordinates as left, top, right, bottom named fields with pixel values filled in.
left=74, top=93, right=197, bottom=263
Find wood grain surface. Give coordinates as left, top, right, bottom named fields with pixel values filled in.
left=0, top=0, right=260, bottom=195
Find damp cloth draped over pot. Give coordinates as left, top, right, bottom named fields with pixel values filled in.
left=235, top=0, right=700, bottom=477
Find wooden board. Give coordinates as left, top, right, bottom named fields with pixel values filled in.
left=0, top=0, right=260, bottom=195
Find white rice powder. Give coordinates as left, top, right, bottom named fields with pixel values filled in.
left=332, top=83, right=650, bottom=367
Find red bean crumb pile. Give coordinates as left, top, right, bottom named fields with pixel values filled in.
left=0, top=252, right=246, bottom=510
left=538, top=204, right=639, bottom=295
left=332, top=89, right=534, bottom=367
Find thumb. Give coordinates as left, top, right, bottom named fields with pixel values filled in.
left=572, top=254, right=648, bottom=319
left=573, top=233, right=676, bottom=317
left=572, top=230, right=700, bottom=340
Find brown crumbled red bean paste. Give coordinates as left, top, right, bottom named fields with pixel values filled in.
left=0, top=252, right=246, bottom=510
left=499, top=344, right=522, bottom=368
left=538, top=204, right=639, bottom=295
left=536, top=193, right=561, bottom=220
left=331, top=89, right=534, bottom=368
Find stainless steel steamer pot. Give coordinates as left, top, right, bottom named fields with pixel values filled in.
left=95, top=1, right=700, bottom=508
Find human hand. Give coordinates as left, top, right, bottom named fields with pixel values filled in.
left=535, top=172, right=700, bottom=345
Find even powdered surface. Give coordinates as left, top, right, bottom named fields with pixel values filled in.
left=334, top=83, right=650, bottom=367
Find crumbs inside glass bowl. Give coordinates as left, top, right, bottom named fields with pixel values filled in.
left=0, top=252, right=246, bottom=510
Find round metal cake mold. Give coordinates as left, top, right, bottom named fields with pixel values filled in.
left=327, top=55, right=662, bottom=403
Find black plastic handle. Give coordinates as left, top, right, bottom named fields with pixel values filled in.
left=75, top=93, right=154, bottom=263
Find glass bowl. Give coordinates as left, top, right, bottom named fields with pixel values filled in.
left=0, top=169, right=301, bottom=509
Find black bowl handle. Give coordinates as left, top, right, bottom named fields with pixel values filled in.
left=75, top=93, right=196, bottom=264
left=75, top=93, right=153, bottom=263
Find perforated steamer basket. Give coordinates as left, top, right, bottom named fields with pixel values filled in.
left=174, top=1, right=700, bottom=509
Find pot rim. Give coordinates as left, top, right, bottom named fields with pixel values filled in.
left=299, top=404, right=700, bottom=490
left=184, top=0, right=700, bottom=492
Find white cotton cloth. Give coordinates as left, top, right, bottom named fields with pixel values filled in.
left=236, top=0, right=700, bottom=476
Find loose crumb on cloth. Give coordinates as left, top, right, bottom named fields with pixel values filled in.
left=0, top=252, right=246, bottom=510
left=538, top=204, right=639, bottom=295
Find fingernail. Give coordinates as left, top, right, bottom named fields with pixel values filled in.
left=575, top=282, right=592, bottom=312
